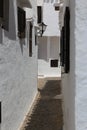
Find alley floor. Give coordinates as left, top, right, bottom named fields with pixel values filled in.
left=20, top=77, right=63, bottom=130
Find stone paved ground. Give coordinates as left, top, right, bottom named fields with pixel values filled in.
left=20, top=77, right=63, bottom=130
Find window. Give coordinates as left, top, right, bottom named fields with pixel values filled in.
left=0, top=102, right=1, bottom=124
left=17, top=7, right=26, bottom=38
left=37, top=6, right=42, bottom=23
left=0, top=0, right=9, bottom=31
left=29, top=22, right=33, bottom=57
left=0, top=0, right=4, bottom=28
left=64, top=7, right=70, bottom=73
left=35, top=34, right=37, bottom=45
left=0, top=0, right=3, bottom=19
left=50, top=59, right=58, bottom=67
left=55, top=6, right=59, bottom=11
left=60, top=26, right=65, bottom=66
left=60, top=7, right=70, bottom=73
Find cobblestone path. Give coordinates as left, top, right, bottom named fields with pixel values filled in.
left=20, top=77, right=63, bottom=130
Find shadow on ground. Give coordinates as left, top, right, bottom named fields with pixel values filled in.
left=20, top=78, right=63, bottom=130
left=38, top=79, right=61, bottom=97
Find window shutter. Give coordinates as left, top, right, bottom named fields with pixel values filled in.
left=37, top=6, right=42, bottom=23
left=3, top=0, right=9, bottom=31
left=29, top=22, right=33, bottom=57
left=0, top=0, right=3, bottom=18
left=64, top=7, right=70, bottom=73
left=18, top=7, right=26, bottom=38
left=35, top=34, right=37, bottom=45
left=60, top=26, right=65, bottom=66
left=0, top=102, right=1, bottom=123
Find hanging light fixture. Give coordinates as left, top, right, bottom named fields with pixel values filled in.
left=34, top=22, right=47, bottom=37
left=38, top=22, right=47, bottom=37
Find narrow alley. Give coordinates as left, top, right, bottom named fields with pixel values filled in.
left=1, top=0, right=87, bottom=129
left=20, top=78, right=63, bottom=130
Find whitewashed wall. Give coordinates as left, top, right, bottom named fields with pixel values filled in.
left=61, top=0, right=76, bottom=130
left=43, top=2, right=60, bottom=36
left=0, top=0, right=38, bottom=130
left=37, top=0, right=43, bottom=6
left=38, top=1, right=61, bottom=77
left=75, top=0, right=87, bottom=130
left=38, top=37, right=61, bottom=77
left=62, top=0, right=87, bottom=130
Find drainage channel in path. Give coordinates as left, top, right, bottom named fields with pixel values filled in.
left=20, top=77, right=63, bottom=130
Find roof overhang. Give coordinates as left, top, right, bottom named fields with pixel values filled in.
left=18, top=0, right=32, bottom=8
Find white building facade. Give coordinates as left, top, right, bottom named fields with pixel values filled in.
left=60, top=0, right=87, bottom=130
left=38, top=0, right=61, bottom=77
left=0, top=0, right=38, bottom=130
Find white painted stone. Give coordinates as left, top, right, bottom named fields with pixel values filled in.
left=75, top=0, right=87, bottom=130
left=61, top=0, right=87, bottom=130
left=43, top=2, right=60, bottom=36
left=38, top=37, right=61, bottom=77
left=0, top=0, right=38, bottom=130
left=38, top=2, right=61, bottom=77
left=37, top=0, right=43, bottom=6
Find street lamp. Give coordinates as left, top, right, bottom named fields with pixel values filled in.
left=38, top=22, right=47, bottom=37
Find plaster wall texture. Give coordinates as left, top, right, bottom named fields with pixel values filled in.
left=61, top=0, right=76, bottom=130
left=37, top=0, right=43, bottom=6
left=75, top=0, right=87, bottom=130
left=62, top=0, right=87, bottom=130
left=28, top=0, right=37, bottom=23
left=38, top=37, right=61, bottom=77
left=43, top=2, right=60, bottom=36
left=38, top=2, right=61, bottom=77
left=0, top=0, right=38, bottom=130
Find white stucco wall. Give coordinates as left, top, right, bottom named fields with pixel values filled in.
left=37, top=0, right=43, bottom=6
left=38, top=1, right=61, bottom=77
left=75, top=0, right=87, bottom=130
left=62, top=0, right=87, bottom=130
left=43, top=2, right=60, bottom=36
left=38, top=37, right=61, bottom=77
left=0, top=0, right=38, bottom=130
left=61, top=0, right=76, bottom=130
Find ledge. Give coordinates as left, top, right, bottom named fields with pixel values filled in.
left=18, top=0, right=32, bottom=8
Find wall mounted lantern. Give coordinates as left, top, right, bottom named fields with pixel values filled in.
left=38, top=22, right=47, bottom=37
left=39, top=22, right=47, bottom=36
left=34, top=22, right=47, bottom=37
